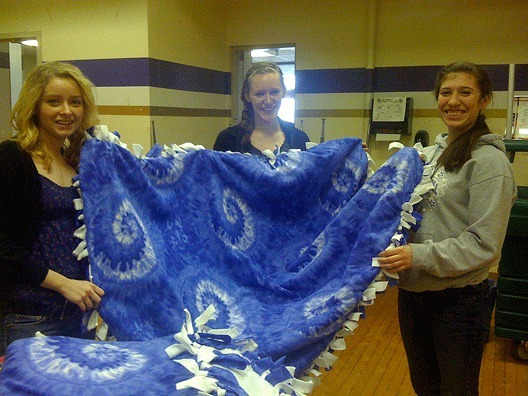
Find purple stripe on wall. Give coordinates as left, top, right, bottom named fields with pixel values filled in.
left=483, top=64, right=510, bottom=92
left=515, top=64, right=528, bottom=92
left=69, top=58, right=230, bottom=95
left=71, top=58, right=151, bottom=86
left=373, top=65, right=512, bottom=92
left=475, top=64, right=528, bottom=91
left=379, top=64, right=521, bottom=92
left=296, top=68, right=367, bottom=94
left=375, top=64, right=526, bottom=92
left=373, top=66, right=440, bottom=92
left=65, top=59, right=527, bottom=94
left=149, top=58, right=230, bottom=94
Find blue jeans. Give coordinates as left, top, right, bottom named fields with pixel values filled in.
left=1, top=303, right=93, bottom=356
left=398, top=280, right=492, bottom=396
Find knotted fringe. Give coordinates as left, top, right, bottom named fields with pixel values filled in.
left=72, top=176, right=112, bottom=341
left=165, top=306, right=311, bottom=395
left=294, top=143, right=434, bottom=393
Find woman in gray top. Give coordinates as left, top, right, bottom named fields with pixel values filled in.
left=377, top=62, right=516, bottom=395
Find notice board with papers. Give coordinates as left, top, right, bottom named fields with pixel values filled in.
left=369, top=97, right=413, bottom=141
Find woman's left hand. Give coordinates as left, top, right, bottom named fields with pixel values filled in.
left=376, top=245, right=413, bottom=274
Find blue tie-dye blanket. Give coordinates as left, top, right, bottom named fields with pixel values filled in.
left=0, top=138, right=426, bottom=395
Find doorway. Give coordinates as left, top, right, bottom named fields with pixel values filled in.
left=0, top=35, right=39, bottom=139
left=231, top=46, right=296, bottom=125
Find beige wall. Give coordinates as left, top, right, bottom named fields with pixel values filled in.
left=224, top=0, right=527, bottom=69
left=0, top=0, right=149, bottom=61
left=224, top=1, right=369, bottom=69
left=375, top=0, right=528, bottom=66
left=146, top=0, right=230, bottom=148
left=147, top=0, right=228, bottom=69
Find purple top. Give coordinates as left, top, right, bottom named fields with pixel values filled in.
left=11, top=176, right=89, bottom=318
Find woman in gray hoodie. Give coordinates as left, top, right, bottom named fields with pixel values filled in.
left=377, top=62, right=516, bottom=395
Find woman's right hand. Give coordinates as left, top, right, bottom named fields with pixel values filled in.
left=376, top=245, right=413, bottom=274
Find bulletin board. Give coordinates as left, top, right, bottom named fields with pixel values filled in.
left=369, top=97, right=413, bottom=141
left=513, top=96, right=528, bottom=138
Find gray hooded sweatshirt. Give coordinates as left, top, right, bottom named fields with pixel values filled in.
left=399, top=133, right=517, bottom=292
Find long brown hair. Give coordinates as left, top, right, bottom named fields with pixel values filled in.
left=434, top=62, right=492, bottom=172
left=11, top=61, right=99, bottom=171
left=239, top=62, right=286, bottom=132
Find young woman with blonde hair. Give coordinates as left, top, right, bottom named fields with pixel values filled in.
left=0, top=62, right=105, bottom=356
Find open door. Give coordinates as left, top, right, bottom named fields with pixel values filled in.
left=231, top=46, right=296, bottom=126
left=0, top=36, right=38, bottom=139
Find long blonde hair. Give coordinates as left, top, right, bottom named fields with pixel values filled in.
left=11, top=61, right=99, bottom=171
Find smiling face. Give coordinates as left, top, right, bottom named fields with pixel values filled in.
left=437, top=72, right=490, bottom=139
left=37, top=76, right=84, bottom=144
left=245, top=72, right=285, bottom=125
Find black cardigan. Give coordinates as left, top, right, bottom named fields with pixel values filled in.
left=0, top=140, right=48, bottom=295
left=213, top=119, right=310, bottom=154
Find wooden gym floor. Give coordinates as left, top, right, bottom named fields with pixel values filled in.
left=311, top=284, right=528, bottom=396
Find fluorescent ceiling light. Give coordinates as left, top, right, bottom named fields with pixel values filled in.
left=251, top=49, right=270, bottom=58
left=21, top=39, right=38, bottom=47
